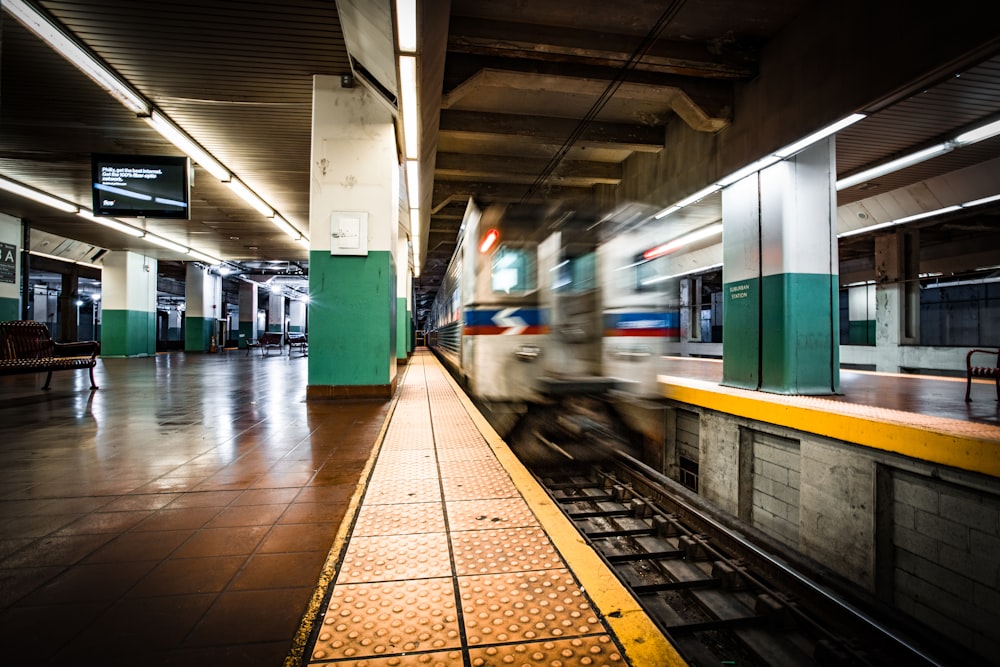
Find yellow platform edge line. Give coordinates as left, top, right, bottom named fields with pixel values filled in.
left=660, top=380, right=1000, bottom=479
left=282, top=364, right=406, bottom=667
left=435, top=357, right=687, bottom=667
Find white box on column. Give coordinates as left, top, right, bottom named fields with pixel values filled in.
left=330, top=211, right=368, bottom=256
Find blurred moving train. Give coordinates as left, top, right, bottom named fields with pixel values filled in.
left=426, top=197, right=720, bottom=457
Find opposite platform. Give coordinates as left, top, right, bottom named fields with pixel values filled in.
left=299, top=350, right=680, bottom=667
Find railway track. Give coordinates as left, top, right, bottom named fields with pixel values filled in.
left=528, top=448, right=952, bottom=667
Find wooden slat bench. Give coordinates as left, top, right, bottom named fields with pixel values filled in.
left=0, top=320, right=100, bottom=390
left=287, top=332, right=307, bottom=355
left=246, top=332, right=285, bottom=356
left=965, top=348, right=999, bottom=401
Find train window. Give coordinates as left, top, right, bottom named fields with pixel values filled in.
left=491, top=245, right=536, bottom=294
left=553, top=252, right=597, bottom=293
left=634, top=254, right=670, bottom=292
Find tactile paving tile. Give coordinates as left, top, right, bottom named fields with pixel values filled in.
left=336, top=532, right=452, bottom=583
left=437, top=459, right=508, bottom=479
left=435, top=446, right=495, bottom=462
left=370, top=460, right=441, bottom=481
left=446, top=498, right=539, bottom=531
left=442, top=475, right=518, bottom=501
left=312, top=650, right=465, bottom=666
left=312, top=578, right=462, bottom=661
left=468, top=636, right=625, bottom=666
left=365, top=478, right=442, bottom=505
left=458, top=569, right=600, bottom=645
left=352, top=502, right=446, bottom=536
left=451, top=527, right=564, bottom=575
left=373, top=450, right=437, bottom=466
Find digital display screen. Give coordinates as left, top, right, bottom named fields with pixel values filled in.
left=91, top=154, right=190, bottom=219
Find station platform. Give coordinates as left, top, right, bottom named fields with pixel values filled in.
left=658, top=356, right=1000, bottom=478
left=296, top=350, right=677, bottom=666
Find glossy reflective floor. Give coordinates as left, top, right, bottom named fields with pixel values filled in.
left=0, top=351, right=390, bottom=666
left=661, top=357, right=1000, bottom=428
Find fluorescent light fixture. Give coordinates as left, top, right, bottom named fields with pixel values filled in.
left=716, top=154, right=782, bottom=187
left=773, top=113, right=866, bottom=158
left=399, top=56, right=419, bottom=159
left=4, top=0, right=149, bottom=115
left=963, top=193, right=1000, bottom=208
left=77, top=210, right=145, bottom=237
left=954, top=118, right=1000, bottom=146
left=0, top=176, right=78, bottom=213
left=640, top=262, right=723, bottom=285
left=297, top=237, right=310, bottom=249
left=227, top=178, right=274, bottom=218
left=29, top=249, right=102, bottom=270
left=654, top=184, right=721, bottom=219
left=143, top=234, right=188, bottom=253
left=643, top=223, right=723, bottom=260
left=406, top=160, right=420, bottom=206
left=836, top=142, right=953, bottom=190
left=187, top=249, right=220, bottom=264
left=144, top=111, right=230, bottom=181
left=411, top=208, right=421, bottom=277
left=396, top=0, right=417, bottom=52
left=271, top=215, right=301, bottom=240
left=838, top=204, right=962, bottom=238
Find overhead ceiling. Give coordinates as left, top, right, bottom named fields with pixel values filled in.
left=2, top=1, right=999, bottom=326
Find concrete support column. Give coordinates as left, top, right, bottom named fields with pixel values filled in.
left=0, top=213, right=22, bottom=321
left=307, top=75, right=398, bottom=399
left=874, top=230, right=920, bottom=371
left=288, top=299, right=306, bottom=333
left=237, top=281, right=258, bottom=348
left=184, top=263, right=222, bottom=352
left=101, top=251, right=157, bottom=357
left=396, top=237, right=412, bottom=361
left=267, top=290, right=285, bottom=333
left=722, top=139, right=840, bottom=394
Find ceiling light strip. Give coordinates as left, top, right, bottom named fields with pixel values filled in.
left=0, top=176, right=78, bottom=213
left=28, top=249, right=103, bottom=270
left=144, top=112, right=230, bottom=181
left=4, top=0, right=149, bottom=114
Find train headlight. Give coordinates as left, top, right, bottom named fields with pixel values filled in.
left=514, top=344, right=540, bottom=361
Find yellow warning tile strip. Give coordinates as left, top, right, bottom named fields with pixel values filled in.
left=659, top=374, right=1000, bottom=479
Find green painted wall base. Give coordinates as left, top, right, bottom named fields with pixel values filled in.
left=185, top=316, right=215, bottom=352
left=396, top=298, right=409, bottom=361
left=308, top=250, right=396, bottom=392
left=102, top=309, right=155, bottom=357
left=238, top=321, right=255, bottom=348
left=723, top=273, right=839, bottom=394
left=0, top=297, right=18, bottom=322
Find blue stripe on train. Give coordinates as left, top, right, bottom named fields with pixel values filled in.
left=464, top=308, right=546, bottom=327
left=603, top=312, right=679, bottom=330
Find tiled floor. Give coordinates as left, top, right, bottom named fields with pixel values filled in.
left=0, top=351, right=390, bottom=666
left=303, top=353, right=635, bottom=666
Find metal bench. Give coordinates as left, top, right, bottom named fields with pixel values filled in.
left=965, top=348, right=999, bottom=401
left=0, top=320, right=100, bottom=390
left=246, top=332, right=285, bottom=356
left=287, top=332, right=307, bottom=355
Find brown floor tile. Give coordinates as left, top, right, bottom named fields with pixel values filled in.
left=172, top=526, right=269, bottom=558
left=294, top=484, right=357, bottom=504
left=54, top=509, right=154, bottom=535
left=165, top=490, right=242, bottom=509
left=184, top=588, right=314, bottom=646
left=1, top=533, right=116, bottom=568
left=130, top=555, right=245, bottom=596
left=229, top=551, right=328, bottom=590
left=100, top=493, right=181, bottom=512
left=19, top=561, right=157, bottom=605
left=84, top=529, right=195, bottom=563
left=0, top=566, right=63, bottom=607
left=0, top=602, right=109, bottom=664
left=133, top=506, right=223, bottom=532
left=0, top=513, right=81, bottom=538
left=278, top=501, right=351, bottom=525
left=256, top=522, right=338, bottom=554
left=234, top=487, right=299, bottom=506
left=205, top=503, right=287, bottom=528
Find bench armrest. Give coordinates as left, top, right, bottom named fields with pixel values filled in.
left=966, top=348, right=1000, bottom=369
left=53, top=340, right=100, bottom=359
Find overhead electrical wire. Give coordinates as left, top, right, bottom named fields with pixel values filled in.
left=520, top=0, right=688, bottom=203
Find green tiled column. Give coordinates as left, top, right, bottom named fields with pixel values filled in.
left=722, top=140, right=839, bottom=394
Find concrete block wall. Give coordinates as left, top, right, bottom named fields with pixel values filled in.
left=891, top=470, right=1000, bottom=659
left=663, top=399, right=1000, bottom=661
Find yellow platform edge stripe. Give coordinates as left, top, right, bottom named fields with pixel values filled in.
left=660, top=379, right=1000, bottom=479
left=437, top=357, right=687, bottom=667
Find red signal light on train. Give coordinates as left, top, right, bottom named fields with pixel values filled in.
left=479, top=228, right=499, bottom=253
